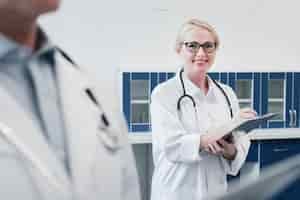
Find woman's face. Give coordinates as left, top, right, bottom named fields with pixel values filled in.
left=177, top=26, right=217, bottom=77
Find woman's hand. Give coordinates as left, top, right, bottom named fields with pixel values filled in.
left=203, top=139, right=237, bottom=160
left=200, top=107, right=256, bottom=153
left=238, top=107, right=257, bottom=119
left=218, top=139, right=237, bottom=160
left=204, top=141, right=224, bottom=156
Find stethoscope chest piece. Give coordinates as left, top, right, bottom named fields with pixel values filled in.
left=85, top=88, right=121, bottom=152
left=97, top=113, right=121, bottom=152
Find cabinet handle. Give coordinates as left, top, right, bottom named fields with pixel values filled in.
left=293, top=110, right=297, bottom=127
left=289, top=110, right=294, bottom=127
left=273, top=148, right=289, bottom=152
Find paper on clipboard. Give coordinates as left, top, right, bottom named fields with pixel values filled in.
left=233, top=113, right=278, bottom=133
left=221, top=113, right=278, bottom=143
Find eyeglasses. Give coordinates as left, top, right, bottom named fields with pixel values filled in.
left=183, top=41, right=217, bottom=54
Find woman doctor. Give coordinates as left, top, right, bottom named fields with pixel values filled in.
left=150, top=19, right=257, bottom=200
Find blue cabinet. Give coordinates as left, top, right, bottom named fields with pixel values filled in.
left=228, top=73, right=261, bottom=115
left=260, top=139, right=300, bottom=199
left=123, top=71, right=300, bottom=132
left=293, top=73, right=300, bottom=127
left=123, top=72, right=151, bottom=132
left=123, top=72, right=174, bottom=132
left=261, top=73, right=300, bottom=128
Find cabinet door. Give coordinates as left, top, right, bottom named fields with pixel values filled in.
left=123, top=72, right=151, bottom=132
left=228, top=73, right=260, bottom=114
left=261, top=73, right=286, bottom=128
left=286, top=72, right=294, bottom=128
left=131, top=73, right=151, bottom=132
left=123, top=72, right=175, bottom=133
left=285, top=72, right=300, bottom=128
left=260, top=140, right=300, bottom=200
left=260, top=140, right=300, bottom=167
left=293, top=72, right=300, bottom=127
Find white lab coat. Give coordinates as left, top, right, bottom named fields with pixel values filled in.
left=0, top=52, right=140, bottom=200
left=150, top=70, right=250, bottom=200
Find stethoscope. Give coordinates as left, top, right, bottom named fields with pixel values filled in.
left=84, top=88, right=120, bottom=152
left=57, top=47, right=120, bottom=152
left=177, top=68, right=234, bottom=124
left=0, top=48, right=120, bottom=192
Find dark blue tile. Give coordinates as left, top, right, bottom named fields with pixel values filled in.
left=150, top=72, right=158, bottom=92
left=286, top=73, right=293, bottom=127
left=131, top=72, right=149, bottom=80
left=167, top=72, right=175, bottom=79
left=237, top=72, right=253, bottom=79
left=123, top=72, right=131, bottom=130
left=159, top=72, right=167, bottom=83
left=261, top=73, right=268, bottom=128
left=229, top=73, right=236, bottom=91
left=294, top=73, right=300, bottom=127
left=220, top=72, right=228, bottom=84
left=132, top=124, right=150, bottom=132
left=254, top=73, right=261, bottom=115
left=269, top=72, right=284, bottom=79
left=268, top=121, right=284, bottom=128
left=208, top=72, right=220, bottom=81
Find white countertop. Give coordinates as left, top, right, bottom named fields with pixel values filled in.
left=248, top=128, right=300, bottom=140
left=129, top=128, right=300, bottom=144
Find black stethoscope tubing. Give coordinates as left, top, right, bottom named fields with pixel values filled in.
left=57, top=47, right=120, bottom=151
left=177, top=68, right=233, bottom=119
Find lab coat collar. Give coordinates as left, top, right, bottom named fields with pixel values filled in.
left=0, top=48, right=97, bottom=196
left=177, top=68, right=217, bottom=100
left=0, top=75, right=72, bottom=193
left=55, top=52, right=99, bottom=197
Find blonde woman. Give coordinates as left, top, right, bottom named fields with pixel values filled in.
left=150, top=19, right=256, bottom=200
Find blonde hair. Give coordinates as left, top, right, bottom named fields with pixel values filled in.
left=175, top=19, right=220, bottom=52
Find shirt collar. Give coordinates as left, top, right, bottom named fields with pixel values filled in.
left=0, top=33, right=32, bottom=61
left=177, top=68, right=217, bottom=100
left=0, top=27, right=56, bottom=62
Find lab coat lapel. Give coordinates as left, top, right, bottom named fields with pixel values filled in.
left=56, top=53, right=97, bottom=197
left=0, top=85, right=71, bottom=192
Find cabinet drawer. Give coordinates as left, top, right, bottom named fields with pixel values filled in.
left=260, top=140, right=300, bottom=167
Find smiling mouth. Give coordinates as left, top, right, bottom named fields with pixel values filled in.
left=192, top=59, right=208, bottom=64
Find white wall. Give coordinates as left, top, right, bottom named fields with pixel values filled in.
left=40, top=0, right=300, bottom=83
